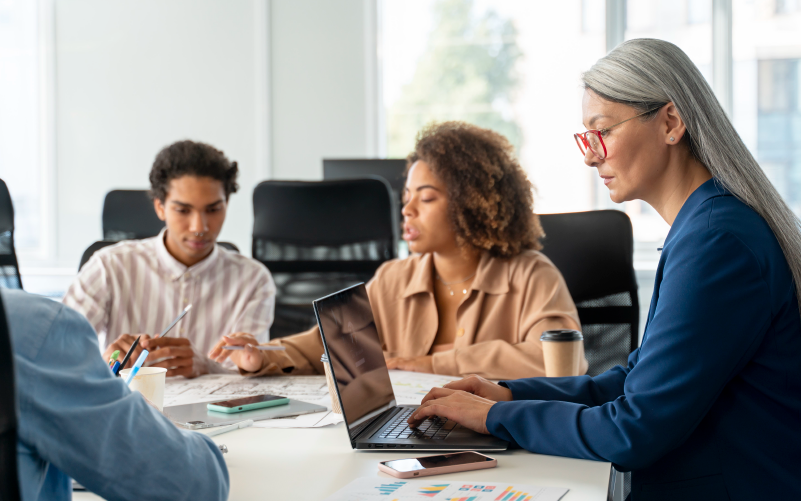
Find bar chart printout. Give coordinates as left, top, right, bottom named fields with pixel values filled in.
left=419, top=484, right=448, bottom=497
left=376, top=482, right=406, bottom=496
left=322, top=478, right=569, bottom=501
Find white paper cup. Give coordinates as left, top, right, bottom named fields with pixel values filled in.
left=320, top=354, right=342, bottom=414
left=119, top=367, right=168, bottom=411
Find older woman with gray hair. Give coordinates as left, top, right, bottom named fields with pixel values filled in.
left=408, top=38, right=801, bottom=500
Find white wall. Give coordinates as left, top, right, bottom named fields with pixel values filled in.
left=270, top=0, right=375, bottom=180
left=53, top=0, right=268, bottom=269
left=39, top=0, right=375, bottom=276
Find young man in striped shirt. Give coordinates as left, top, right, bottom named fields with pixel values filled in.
left=63, top=140, right=276, bottom=377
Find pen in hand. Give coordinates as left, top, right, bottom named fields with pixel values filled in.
left=115, top=337, right=141, bottom=375
left=115, top=305, right=193, bottom=377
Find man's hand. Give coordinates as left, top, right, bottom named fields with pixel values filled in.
left=208, top=333, right=268, bottom=373
left=407, top=388, right=495, bottom=435
left=386, top=355, right=434, bottom=373
left=104, top=334, right=151, bottom=369
left=141, top=337, right=203, bottom=378
left=440, top=375, right=513, bottom=402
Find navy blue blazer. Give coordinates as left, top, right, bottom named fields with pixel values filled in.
left=486, top=179, right=801, bottom=500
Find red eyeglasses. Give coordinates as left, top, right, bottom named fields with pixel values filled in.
left=573, top=107, right=662, bottom=160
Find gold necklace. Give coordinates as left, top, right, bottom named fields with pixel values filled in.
left=435, top=272, right=476, bottom=296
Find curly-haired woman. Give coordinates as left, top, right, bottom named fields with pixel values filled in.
left=211, top=122, right=587, bottom=380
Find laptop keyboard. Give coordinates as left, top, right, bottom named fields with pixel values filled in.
left=377, top=408, right=457, bottom=440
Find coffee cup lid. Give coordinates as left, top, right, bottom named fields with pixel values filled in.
left=540, top=329, right=583, bottom=342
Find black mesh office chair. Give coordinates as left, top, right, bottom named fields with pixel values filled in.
left=102, top=190, right=165, bottom=240
left=252, top=178, right=397, bottom=338
left=0, top=293, right=20, bottom=500
left=538, top=210, right=639, bottom=377
left=0, top=181, right=22, bottom=290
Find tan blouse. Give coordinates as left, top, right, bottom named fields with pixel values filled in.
left=251, top=250, right=586, bottom=380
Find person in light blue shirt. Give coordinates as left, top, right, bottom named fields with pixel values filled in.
left=7, top=289, right=229, bottom=501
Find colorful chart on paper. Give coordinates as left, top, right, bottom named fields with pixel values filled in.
left=322, top=478, right=568, bottom=501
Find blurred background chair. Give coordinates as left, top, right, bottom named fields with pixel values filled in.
left=538, top=210, right=639, bottom=377
left=79, top=190, right=239, bottom=270
left=323, top=159, right=406, bottom=224
left=253, top=178, right=397, bottom=338
left=0, top=292, right=20, bottom=501
left=102, top=190, right=164, bottom=240
left=0, top=180, right=22, bottom=290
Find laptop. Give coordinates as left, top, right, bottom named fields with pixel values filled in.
left=313, top=283, right=508, bottom=451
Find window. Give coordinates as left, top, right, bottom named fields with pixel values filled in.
left=776, top=0, right=801, bottom=14
left=381, top=0, right=605, bottom=226
left=0, top=0, right=51, bottom=259
left=380, top=0, right=717, bottom=265
left=733, top=0, right=801, bottom=214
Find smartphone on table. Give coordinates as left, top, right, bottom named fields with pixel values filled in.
left=378, top=451, right=497, bottom=479
left=206, top=394, right=289, bottom=414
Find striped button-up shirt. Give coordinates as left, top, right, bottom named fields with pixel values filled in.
left=63, top=229, right=275, bottom=372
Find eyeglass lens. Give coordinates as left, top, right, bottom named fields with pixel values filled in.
left=585, top=132, right=605, bottom=159
left=575, top=132, right=606, bottom=160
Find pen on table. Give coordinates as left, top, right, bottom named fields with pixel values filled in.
left=204, top=419, right=254, bottom=437
left=117, top=304, right=193, bottom=378
left=222, top=345, right=286, bottom=351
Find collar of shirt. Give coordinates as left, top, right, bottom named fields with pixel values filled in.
left=154, top=228, right=220, bottom=282
left=401, top=251, right=510, bottom=299
left=663, top=177, right=729, bottom=250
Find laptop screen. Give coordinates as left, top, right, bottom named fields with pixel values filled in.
left=314, top=283, right=396, bottom=435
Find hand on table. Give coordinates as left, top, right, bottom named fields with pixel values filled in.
left=104, top=334, right=151, bottom=369
left=385, top=355, right=434, bottom=373
left=442, top=375, right=513, bottom=402
left=407, top=387, right=495, bottom=435
left=142, top=337, right=205, bottom=378
left=208, top=332, right=268, bottom=373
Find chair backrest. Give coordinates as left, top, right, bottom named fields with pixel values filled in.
left=252, top=178, right=397, bottom=337
left=79, top=240, right=240, bottom=271
left=102, top=190, right=164, bottom=240
left=252, top=178, right=397, bottom=272
left=323, top=159, right=407, bottom=223
left=0, top=180, right=22, bottom=290
left=79, top=241, right=117, bottom=271
left=0, top=292, right=20, bottom=501
left=538, top=210, right=639, bottom=376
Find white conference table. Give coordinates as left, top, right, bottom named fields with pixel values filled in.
left=75, top=423, right=611, bottom=500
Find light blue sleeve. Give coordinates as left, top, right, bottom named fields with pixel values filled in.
left=10, top=292, right=229, bottom=501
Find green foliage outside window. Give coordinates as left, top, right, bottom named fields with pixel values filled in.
left=387, top=0, right=524, bottom=158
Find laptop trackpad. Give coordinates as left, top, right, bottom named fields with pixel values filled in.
left=446, top=424, right=476, bottom=438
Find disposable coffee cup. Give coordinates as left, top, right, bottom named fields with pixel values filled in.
left=540, top=330, right=584, bottom=377
left=320, top=354, right=342, bottom=414
left=119, top=367, right=168, bottom=411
